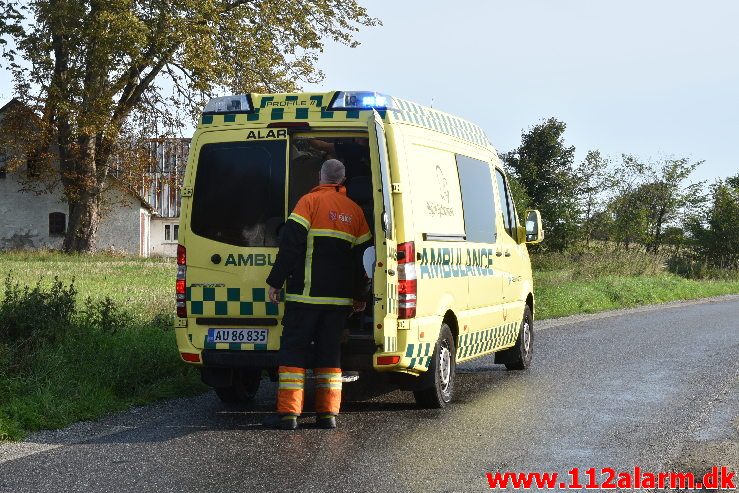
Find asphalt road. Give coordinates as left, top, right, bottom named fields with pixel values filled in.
left=1, top=297, right=737, bottom=493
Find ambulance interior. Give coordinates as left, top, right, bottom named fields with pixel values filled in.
left=288, top=136, right=376, bottom=338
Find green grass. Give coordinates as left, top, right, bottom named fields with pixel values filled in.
left=0, top=251, right=175, bottom=319
left=534, top=272, right=739, bottom=319
left=0, top=251, right=206, bottom=442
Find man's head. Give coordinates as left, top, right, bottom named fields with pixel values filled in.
left=320, top=159, right=346, bottom=185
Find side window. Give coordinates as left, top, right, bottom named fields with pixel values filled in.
left=456, top=155, right=496, bottom=243
left=49, top=212, right=66, bottom=236
left=495, top=169, right=517, bottom=238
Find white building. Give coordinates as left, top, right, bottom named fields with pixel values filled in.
left=0, top=99, right=187, bottom=257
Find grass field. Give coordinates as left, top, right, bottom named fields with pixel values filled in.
left=0, top=252, right=205, bottom=441
left=1, top=249, right=738, bottom=441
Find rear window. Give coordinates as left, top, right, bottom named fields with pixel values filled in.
left=191, top=141, right=286, bottom=247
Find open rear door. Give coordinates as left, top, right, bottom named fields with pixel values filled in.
left=367, top=110, right=398, bottom=353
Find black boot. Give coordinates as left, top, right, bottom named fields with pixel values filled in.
left=262, top=414, right=298, bottom=430
left=315, top=414, right=337, bottom=429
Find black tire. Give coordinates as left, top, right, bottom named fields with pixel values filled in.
left=413, top=324, right=456, bottom=408
left=497, top=305, right=533, bottom=370
left=214, top=369, right=262, bottom=404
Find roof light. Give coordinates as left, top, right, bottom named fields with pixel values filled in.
left=330, top=91, right=396, bottom=110
left=203, top=94, right=253, bottom=114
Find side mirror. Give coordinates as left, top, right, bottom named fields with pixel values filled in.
left=525, top=210, right=544, bottom=244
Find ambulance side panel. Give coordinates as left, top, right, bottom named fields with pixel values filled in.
left=390, top=123, right=520, bottom=367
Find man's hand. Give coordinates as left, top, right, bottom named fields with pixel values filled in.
left=352, top=300, right=366, bottom=313
left=268, top=286, right=282, bottom=304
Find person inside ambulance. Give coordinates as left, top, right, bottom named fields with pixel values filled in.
left=263, top=159, right=372, bottom=430
left=308, top=138, right=370, bottom=180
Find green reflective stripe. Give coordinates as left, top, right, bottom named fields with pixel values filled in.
left=279, top=372, right=305, bottom=380
left=285, top=294, right=353, bottom=306
left=310, top=229, right=355, bottom=243
left=288, top=213, right=310, bottom=230
left=355, top=231, right=372, bottom=245
left=278, top=383, right=304, bottom=390
left=303, top=235, right=314, bottom=296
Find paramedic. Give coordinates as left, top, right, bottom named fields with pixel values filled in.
left=264, top=159, right=372, bottom=430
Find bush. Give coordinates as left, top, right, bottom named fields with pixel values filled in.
left=82, top=296, right=132, bottom=334
left=667, top=256, right=739, bottom=281
left=0, top=275, right=77, bottom=370
left=531, top=246, right=666, bottom=281
left=0, top=273, right=205, bottom=440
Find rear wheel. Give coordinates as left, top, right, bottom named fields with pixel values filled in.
left=214, top=369, right=262, bottom=404
left=413, top=324, right=456, bottom=408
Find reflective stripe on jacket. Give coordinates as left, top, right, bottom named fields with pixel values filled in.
left=266, top=184, right=372, bottom=308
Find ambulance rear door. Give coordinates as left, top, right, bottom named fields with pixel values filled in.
left=367, top=110, right=399, bottom=353
left=184, top=128, right=289, bottom=352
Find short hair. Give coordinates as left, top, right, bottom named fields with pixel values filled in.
left=320, top=159, right=345, bottom=184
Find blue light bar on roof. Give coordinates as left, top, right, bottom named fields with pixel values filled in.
left=329, top=91, right=396, bottom=111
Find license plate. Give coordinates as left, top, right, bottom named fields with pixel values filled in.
left=207, top=328, right=268, bottom=344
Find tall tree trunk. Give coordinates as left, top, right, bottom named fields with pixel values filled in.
left=63, top=188, right=101, bottom=252
left=59, top=131, right=105, bottom=253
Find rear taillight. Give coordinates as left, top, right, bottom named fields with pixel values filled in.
left=180, top=352, right=200, bottom=363
left=177, top=244, right=186, bottom=266
left=377, top=355, right=400, bottom=365
left=397, top=241, right=416, bottom=319
left=176, top=245, right=187, bottom=318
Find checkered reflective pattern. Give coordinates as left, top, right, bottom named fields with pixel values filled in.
left=457, top=322, right=519, bottom=360
left=187, top=286, right=281, bottom=317
left=199, top=92, right=492, bottom=150
left=404, top=342, right=434, bottom=371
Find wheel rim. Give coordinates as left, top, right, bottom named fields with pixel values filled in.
left=439, top=340, right=452, bottom=395
left=522, top=319, right=531, bottom=355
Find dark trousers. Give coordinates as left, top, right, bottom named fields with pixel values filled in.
left=278, top=304, right=350, bottom=369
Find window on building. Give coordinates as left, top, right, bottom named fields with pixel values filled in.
left=164, top=224, right=179, bottom=242
left=49, top=212, right=66, bottom=236
left=456, top=155, right=497, bottom=243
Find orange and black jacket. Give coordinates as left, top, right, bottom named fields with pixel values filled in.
left=266, top=184, right=372, bottom=309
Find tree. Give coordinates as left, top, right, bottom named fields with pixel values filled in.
left=574, top=149, right=613, bottom=247
left=0, top=0, right=377, bottom=252
left=501, top=118, right=579, bottom=251
left=689, top=175, right=739, bottom=268
left=616, top=155, right=705, bottom=253
left=607, top=187, right=650, bottom=250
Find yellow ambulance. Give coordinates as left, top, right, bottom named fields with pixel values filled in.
left=175, top=91, right=543, bottom=408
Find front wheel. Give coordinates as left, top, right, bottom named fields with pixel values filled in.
left=413, top=324, right=456, bottom=408
left=495, top=305, right=534, bottom=370
left=214, top=369, right=262, bottom=404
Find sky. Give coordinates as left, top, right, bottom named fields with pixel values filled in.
left=1, top=0, right=736, bottom=184
left=301, top=0, right=739, bottom=184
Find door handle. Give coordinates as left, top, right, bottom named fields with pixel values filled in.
left=387, top=269, right=396, bottom=276
left=504, top=251, right=511, bottom=257
left=495, top=251, right=503, bottom=257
